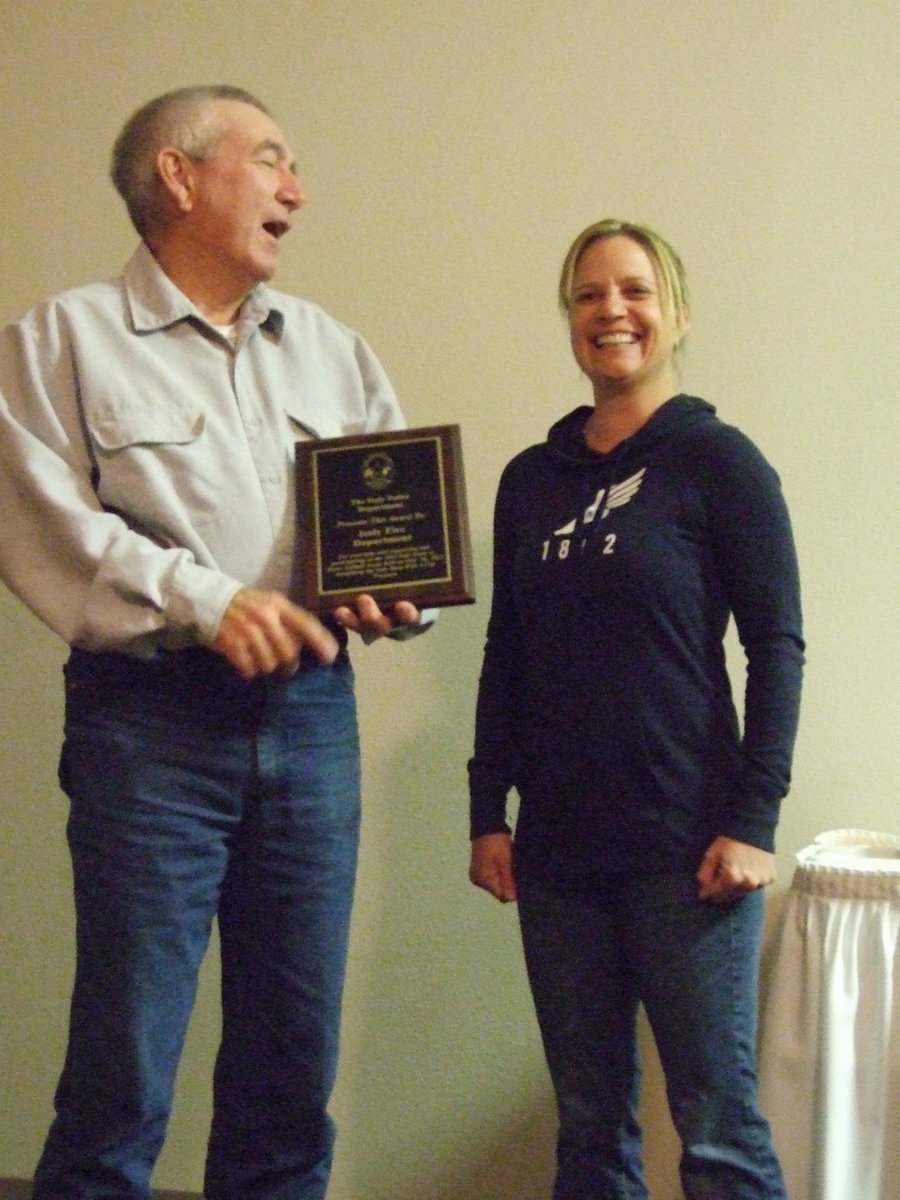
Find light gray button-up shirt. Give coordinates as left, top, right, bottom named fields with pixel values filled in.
left=0, top=243, right=408, bottom=656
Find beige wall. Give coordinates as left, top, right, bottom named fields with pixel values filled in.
left=1, top=2, right=898, bottom=1196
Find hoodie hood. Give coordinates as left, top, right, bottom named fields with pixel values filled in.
left=545, top=394, right=718, bottom=469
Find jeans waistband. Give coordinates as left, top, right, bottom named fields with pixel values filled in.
left=65, top=644, right=352, bottom=711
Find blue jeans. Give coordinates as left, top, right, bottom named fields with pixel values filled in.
left=33, top=647, right=361, bottom=1200
left=516, top=869, right=786, bottom=1200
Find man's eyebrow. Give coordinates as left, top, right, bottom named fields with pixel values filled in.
left=254, top=138, right=298, bottom=174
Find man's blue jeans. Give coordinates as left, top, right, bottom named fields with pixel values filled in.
left=516, top=869, right=786, bottom=1200
left=33, top=647, right=361, bottom=1200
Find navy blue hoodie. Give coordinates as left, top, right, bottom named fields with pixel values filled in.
left=468, top=395, right=804, bottom=883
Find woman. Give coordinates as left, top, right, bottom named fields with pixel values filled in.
left=468, top=219, right=802, bottom=1199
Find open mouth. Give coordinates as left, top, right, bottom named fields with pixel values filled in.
left=593, top=332, right=637, bottom=347
left=263, top=220, right=290, bottom=240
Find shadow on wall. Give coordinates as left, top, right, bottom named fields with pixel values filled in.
left=0, top=593, right=72, bottom=1178
left=405, top=1021, right=679, bottom=1200
left=402, top=1101, right=558, bottom=1200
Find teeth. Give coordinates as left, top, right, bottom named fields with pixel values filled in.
left=594, top=333, right=636, bottom=347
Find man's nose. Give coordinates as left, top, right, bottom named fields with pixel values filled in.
left=280, top=169, right=306, bottom=211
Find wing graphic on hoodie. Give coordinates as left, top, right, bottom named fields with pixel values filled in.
left=551, top=469, right=646, bottom=537
left=601, top=468, right=646, bottom=518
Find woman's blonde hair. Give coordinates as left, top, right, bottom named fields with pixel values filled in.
left=558, top=218, right=689, bottom=326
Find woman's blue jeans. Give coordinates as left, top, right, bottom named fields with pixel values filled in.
left=33, top=647, right=361, bottom=1200
left=517, top=869, right=786, bottom=1200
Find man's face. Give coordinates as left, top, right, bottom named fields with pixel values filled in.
left=183, top=100, right=305, bottom=296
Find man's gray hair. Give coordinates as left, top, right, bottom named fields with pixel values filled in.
left=111, top=85, right=271, bottom=241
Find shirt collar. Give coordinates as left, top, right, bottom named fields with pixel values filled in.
left=122, top=242, right=285, bottom=339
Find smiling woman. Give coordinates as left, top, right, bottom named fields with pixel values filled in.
left=559, top=219, right=691, bottom=452
left=467, top=218, right=804, bottom=1199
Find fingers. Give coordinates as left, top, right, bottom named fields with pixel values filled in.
left=332, top=594, right=422, bottom=639
left=212, top=589, right=339, bottom=679
left=696, top=837, right=776, bottom=902
left=391, top=600, right=421, bottom=626
left=277, top=598, right=341, bottom=661
left=330, top=595, right=382, bottom=636
left=695, top=860, right=720, bottom=902
left=469, top=833, right=517, bottom=903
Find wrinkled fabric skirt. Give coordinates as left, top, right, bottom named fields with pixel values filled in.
left=759, top=830, right=900, bottom=1200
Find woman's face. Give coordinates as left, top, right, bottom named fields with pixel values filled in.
left=568, top=235, right=688, bottom=397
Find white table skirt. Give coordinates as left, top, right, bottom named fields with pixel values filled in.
left=759, top=830, right=900, bottom=1200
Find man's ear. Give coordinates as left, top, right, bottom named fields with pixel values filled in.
left=156, top=147, right=196, bottom=214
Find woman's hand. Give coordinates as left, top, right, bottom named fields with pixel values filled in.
left=696, top=835, right=776, bottom=902
left=331, top=593, right=421, bottom=640
left=469, top=832, right=517, bottom=903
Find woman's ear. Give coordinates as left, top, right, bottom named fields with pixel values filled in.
left=676, top=306, right=692, bottom=345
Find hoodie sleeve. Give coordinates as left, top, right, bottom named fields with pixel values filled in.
left=706, top=426, right=805, bottom=850
left=467, top=457, right=525, bottom=838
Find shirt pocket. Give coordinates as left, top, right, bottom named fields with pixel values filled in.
left=85, top=401, right=212, bottom=518
left=89, top=402, right=206, bottom=451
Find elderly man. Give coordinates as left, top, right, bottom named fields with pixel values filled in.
left=0, top=85, right=429, bottom=1200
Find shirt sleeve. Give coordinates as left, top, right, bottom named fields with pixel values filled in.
left=706, top=428, right=805, bottom=850
left=0, top=319, right=244, bottom=655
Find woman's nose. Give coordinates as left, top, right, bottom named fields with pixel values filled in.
left=597, top=288, right=625, bottom=317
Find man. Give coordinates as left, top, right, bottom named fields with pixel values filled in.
left=0, top=85, right=430, bottom=1200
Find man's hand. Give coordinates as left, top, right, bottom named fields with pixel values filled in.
left=696, top=836, right=776, bottom=903
left=212, top=588, right=338, bottom=679
left=469, top=832, right=517, bottom=903
left=331, top=593, right=421, bottom=640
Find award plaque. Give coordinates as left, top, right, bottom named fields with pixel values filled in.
left=294, top=424, right=475, bottom=612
